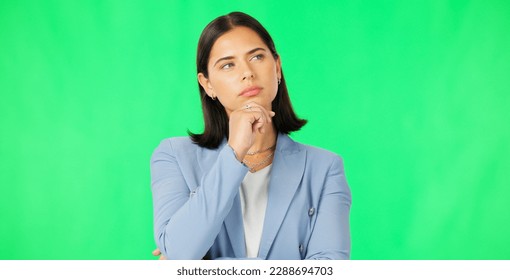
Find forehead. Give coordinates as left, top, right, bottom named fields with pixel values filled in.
left=209, top=26, right=267, bottom=60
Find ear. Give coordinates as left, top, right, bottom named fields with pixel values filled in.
left=275, top=56, right=282, bottom=80
left=198, top=73, right=215, bottom=98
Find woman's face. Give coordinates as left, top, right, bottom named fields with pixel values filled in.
left=198, top=26, right=281, bottom=116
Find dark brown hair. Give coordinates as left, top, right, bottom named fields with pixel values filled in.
left=189, top=11, right=306, bottom=148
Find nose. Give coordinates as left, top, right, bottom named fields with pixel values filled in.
left=242, top=73, right=254, bottom=81
left=241, top=63, right=255, bottom=81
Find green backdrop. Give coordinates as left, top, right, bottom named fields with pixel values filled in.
left=1, top=0, right=509, bottom=259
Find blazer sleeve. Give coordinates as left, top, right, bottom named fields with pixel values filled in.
left=305, top=155, right=352, bottom=259
left=150, top=139, right=249, bottom=259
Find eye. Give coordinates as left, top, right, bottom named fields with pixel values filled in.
left=250, top=54, right=264, bottom=61
left=220, top=62, right=234, bottom=70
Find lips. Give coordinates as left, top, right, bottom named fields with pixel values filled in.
left=239, top=86, right=262, bottom=97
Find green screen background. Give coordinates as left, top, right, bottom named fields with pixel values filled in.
left=1, top=0, right=509, bottom=259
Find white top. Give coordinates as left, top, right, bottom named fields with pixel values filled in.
left=239, top=164, right=272, bottom=258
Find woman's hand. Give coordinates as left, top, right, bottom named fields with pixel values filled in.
left=227, top=102, right=275, bottom=160
left=152, top=248, right=167, bottom=260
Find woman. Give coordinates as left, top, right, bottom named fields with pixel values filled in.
left=151, top=11, right=351, bottom=260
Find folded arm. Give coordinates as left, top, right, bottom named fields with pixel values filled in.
left=151, top=140, right=248, bottom=259
left=305, top=155, right=352, bottom=260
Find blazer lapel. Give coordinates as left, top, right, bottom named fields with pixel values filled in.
left=258, top=134, right=306, bottom=259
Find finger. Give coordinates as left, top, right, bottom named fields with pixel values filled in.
left=253, top=109, right=271, bottom=134
left=247, top=103, right=272, bottom=124
left=159, top=255, right=167, bottom=260
left=260, top=106, right=273, bottom=123
left=257, top=107, right=271, bottom=124
left=253, top=117, right=265, bottom=134
left=255, top=112, right=267, bottom=133
left=246, top=107, right=266, bottom=126
left=152, top=248, right=161, bottom=256
left=239, top=103, right=269, bottom=134
left=250, top=102, right=272, bottom=123
left=258, top=122, right=266, bottom=134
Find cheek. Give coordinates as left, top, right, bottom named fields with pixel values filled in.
left=209, top=76, right=240, bottom=108
left=210, top=73, right=238, bottom=92
left=264, top=64, right=279, bottom=87
left=263, top=63, right=278, bottom=80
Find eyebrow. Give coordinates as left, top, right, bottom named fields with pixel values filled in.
left=213, top=47, right=267, bottom=67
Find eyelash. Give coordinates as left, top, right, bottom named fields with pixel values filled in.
left=251, top=54, right=264, bottom=61
left=220, top=54, right=265, bottom=70
left=221, top=63, right=234, bottom=70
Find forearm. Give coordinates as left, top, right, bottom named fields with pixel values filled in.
left=305, top=156, right=352, bottom=260
left=152, top=143, right=248, bottom=259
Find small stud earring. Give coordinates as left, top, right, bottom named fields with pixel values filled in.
left=278, top=79, right=281, bottom=85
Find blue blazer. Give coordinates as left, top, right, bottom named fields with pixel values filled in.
left=151, top=133, right=351, bottom=260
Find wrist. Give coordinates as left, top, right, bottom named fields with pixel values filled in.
left=227, top=143, right=243, bottom=163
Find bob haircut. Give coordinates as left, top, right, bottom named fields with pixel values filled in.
left=189, top=11, right=307, bottom=149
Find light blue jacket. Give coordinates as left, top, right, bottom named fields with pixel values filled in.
left=150, top=133, right=351, bottom=260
